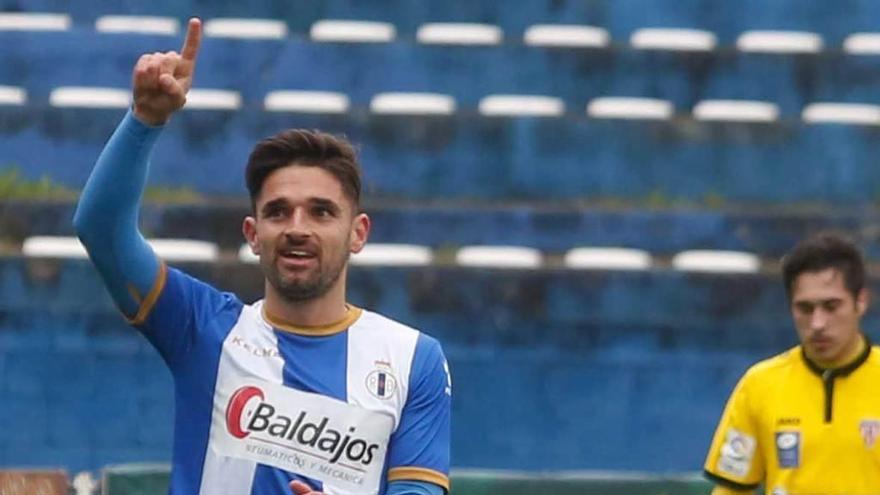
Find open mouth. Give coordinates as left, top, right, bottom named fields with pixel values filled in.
left=280, top=249, right=315, bottom=259
left=276, top=246, right=319, bottom=269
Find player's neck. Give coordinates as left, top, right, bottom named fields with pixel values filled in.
left=263, top=277, right=349, bottom=328
left=819, top=333, right=867, bottom=369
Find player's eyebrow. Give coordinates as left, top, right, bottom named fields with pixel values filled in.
left=794, top=297, right=844, bottom=307
left=260, top=197, right=290, bottom=216
left=309, top=197, right=342, bottom=214
left=260, top=196, right=343, bottom=216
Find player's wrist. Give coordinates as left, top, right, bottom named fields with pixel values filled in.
left=132, top=104, right=172, bottom=127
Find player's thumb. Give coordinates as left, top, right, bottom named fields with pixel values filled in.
left=289, top=480, right=313, bottom=494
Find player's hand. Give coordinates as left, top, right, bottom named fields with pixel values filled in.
left=289, top=480, right=324, bottom=494
left=132, top=17, right=202, bottom=125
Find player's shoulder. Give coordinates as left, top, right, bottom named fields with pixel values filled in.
left=355, top=307, right=419, bottom=334
left=865, top=345, right=880, bottom=367
left=742, top=346, right=801, bottom=381
left=159, top=265, right=244, bottom=315
left=352, top=307, right=444, bottom=353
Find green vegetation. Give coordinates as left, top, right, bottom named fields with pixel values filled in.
left=0, top=167, right=78, bottom=200
left=0, top=166, right=203, bottom=203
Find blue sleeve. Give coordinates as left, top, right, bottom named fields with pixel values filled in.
left=72, top=110, right=163, bottom=320
left=73, top=111, right=244, bottom=371
left=386, top=480, right=444, bottom=495
left=140, top=266, right=242, bottom=370
left=387, top=334, right=451, bottom=492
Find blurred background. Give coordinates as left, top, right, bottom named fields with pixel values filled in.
left=3, top=0, right=880, bottom=493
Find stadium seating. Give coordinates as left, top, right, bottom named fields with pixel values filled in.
left=7, top=0, right=880, bottom=44
left=4, top=28, right=880, bottom=113
left=5, top=105, right=880, bottom=203
left=5, top=0, right=880, bottom=484
left=563, top=247, right=653, bottom=270
left=670, top=249, right=761, bottom=273
left=454, top=245, right=543, bottom=268
left=350, top=243, right=434, bottom=266
left=3, top=19, right=880, bottom=210
left=0, top=255, right=859, bottom=472
left=2, top=201, right=874, bottom=259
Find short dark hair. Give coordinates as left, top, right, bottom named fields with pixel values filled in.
left=782, top=232, right=865, bottom=300
left=245, top=129, right=361, bottom=211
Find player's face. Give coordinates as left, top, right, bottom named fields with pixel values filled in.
left=790, top=268, right=867, bottom=366
left=243, top=164, right=369, bottom=302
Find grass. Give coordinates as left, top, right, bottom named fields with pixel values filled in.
left=0, top=166, right=203, bottom=204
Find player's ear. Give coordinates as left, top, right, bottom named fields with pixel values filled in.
left=350, top=212, right=370, bottom=254
left=242, top=215, right=260, bottom=255
left=857, top=288, right=870, bottom=316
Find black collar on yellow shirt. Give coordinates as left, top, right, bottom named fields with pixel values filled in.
left=800, top=335, right=872, bottom=423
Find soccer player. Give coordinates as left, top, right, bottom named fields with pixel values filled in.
left=703, top=232, right=880, bottom=494
left=73, top=18, right=450, bottom=495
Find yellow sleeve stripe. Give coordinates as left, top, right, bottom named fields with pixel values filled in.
left=125, top=261, right=167, bottom=326
left=387, top=467, right=449, bottom=490
left=126, top=283, right=143, bottom=304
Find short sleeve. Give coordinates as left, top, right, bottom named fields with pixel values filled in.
left=387, top=334, right=451, bottom=492
left=704, top=371, right=765, bottom=489
left=134, top=265, right=242, bottom=370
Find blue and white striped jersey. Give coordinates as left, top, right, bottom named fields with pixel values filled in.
left=135, top=265, right=451, bottom=494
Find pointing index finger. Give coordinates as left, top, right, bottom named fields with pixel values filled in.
left=180, top=17, right=202, bottom=62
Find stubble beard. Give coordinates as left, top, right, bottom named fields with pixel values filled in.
left=263, top=250, right=349, bottom=303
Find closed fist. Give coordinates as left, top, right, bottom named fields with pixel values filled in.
left=132, top=17, right=202, bottom=125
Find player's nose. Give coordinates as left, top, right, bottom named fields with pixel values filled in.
left=809, top=308, right=828, bottom=331
left=284, top=208, right=313, bottom=237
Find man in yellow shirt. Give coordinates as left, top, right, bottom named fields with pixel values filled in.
left=704, top=232, right=880, bottom=495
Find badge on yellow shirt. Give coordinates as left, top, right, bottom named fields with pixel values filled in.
left=860, top=419, right=880, bottom=448
left=775, top=431, right=800, bottom=468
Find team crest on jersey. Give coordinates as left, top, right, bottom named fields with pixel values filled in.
left=860, top=419, right=880, bottom=448
left=366, top=361, right=398, bottom=400
left=775, top=431, right=800, bottom=468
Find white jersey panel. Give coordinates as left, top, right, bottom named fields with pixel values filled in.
left=346, top=310, right=420, bottom=429
left=324, top=310, right=420, bottom=494
left=199, top=301, right=285, bottom=495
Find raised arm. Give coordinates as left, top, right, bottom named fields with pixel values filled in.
left=73, top=18, right=202, bottom=321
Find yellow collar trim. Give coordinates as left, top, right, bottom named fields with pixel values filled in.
left=263, top=304, right=363, bottom=336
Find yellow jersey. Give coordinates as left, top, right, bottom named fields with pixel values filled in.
left=704, top=340, right=880, bottom=495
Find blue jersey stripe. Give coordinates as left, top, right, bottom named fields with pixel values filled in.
left=276, top=330, right=349, bottom=399
left=250, top=465, right=323, bottom=495
left=387, top=334, right=451, bottom=479
left=248, top=328, right=350, bottom=491
left=150, top=271, right=245, bottom=494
